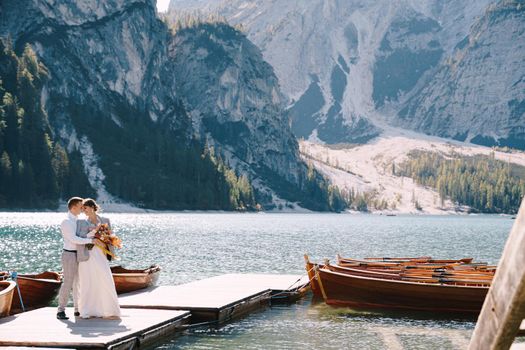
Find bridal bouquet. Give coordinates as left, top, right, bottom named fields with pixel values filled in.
left=94, top=223, right=123, bottom=249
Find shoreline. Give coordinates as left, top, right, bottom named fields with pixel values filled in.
left=0, top=209, right=516, bottom=216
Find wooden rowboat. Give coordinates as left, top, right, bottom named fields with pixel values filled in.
left=111, top=265, right=161, bottom=294
left=315, top=266, right=489, bottom=313
left=11, top=272, right=62, bottom=312
left=0, top=281, right=16, bottom=317
left=305, top=255, right=323, bottom=298
left=337, top=255, right=475, bottom=266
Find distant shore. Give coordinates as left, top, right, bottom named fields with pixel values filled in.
left=0, top=208, right=516, bottom=216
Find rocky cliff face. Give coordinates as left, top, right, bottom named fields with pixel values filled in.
left=0, top=0, right=336, bottom=210
left=169, top=0, right=524, bottom=150
left=398, top=0, right=525, bottom=149
left=168, top=23, right=303, bottom=188
left=165, top=21, right=340, bottom=210
left=2, top=0, right=181, bottom=126
left=1, top=0, right=190, bottom=206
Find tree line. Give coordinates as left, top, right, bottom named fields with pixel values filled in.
left=0, top=38, right=95, bottom=208
left=395, top=150, right=525, bottom=213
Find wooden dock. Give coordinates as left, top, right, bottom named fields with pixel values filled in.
left=118, top=273, right=309, bottom=324
left=0, top=274, right=308, bottom=348
left=0, top=307, right=190, bottom=349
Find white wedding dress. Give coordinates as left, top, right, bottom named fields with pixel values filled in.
left=78, top=222, right=121, bottom=318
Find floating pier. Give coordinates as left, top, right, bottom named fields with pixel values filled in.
left=118, top=273, right=309, bottom=324
left=0, top=273, right=309, bottom=349
left=0, top=307, right=190, bottom=349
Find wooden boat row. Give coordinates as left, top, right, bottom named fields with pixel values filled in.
left=305, top=255, right=494, bottom=313
left=336, top=254, right=496, bottom=274
left=0, top=265, right=161, bottom=315
left=0, top=281, right=16, bottom=317
left=329, top=265, right=495, bottom=283
left=111, top=265, right=161, bottom=294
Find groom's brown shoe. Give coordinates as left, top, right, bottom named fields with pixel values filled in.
left=74, top=311, right=80, bottom=317
left=56, top=311, right=69, bottom=320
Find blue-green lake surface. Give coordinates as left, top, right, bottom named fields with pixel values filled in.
left=0, top=213, right=514, bottom=349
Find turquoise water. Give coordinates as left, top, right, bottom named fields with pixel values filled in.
left=0, top=213, right=514, bottom=349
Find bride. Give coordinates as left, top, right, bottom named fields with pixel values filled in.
left=76, top=198, right=121, bottom=319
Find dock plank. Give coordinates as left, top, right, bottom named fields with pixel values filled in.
left=118, top=274, right=308, bottom=323
left=0, top=307, right=189, bottom=349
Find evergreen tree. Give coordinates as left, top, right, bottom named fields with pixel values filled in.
left=0, top=151, right=12, bottom=205
left=2, top=93, right=21, bottom=156
left=0, top=38, right=64, bottom=208
left=396, top=150, right=525, bottom=213
left=0, top=81, right=5, bottom=155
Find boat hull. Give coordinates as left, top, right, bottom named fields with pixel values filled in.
left=11, top=272, right=62, bottom=312
left=305, top=258, right=323, bottom=298
left=317, top=268, right=488, bottom=313
left=111, top=265, right=161, bottom=294
left=0, top=281, right=16, bottom=317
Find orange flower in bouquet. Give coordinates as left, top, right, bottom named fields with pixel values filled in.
left=94, top=223, right=122, bottom=260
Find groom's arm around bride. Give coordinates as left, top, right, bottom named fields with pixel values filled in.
left=76, top=220, right=97, bottom=263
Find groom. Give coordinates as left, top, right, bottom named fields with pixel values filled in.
left=56, top=197, right=96, bottom=320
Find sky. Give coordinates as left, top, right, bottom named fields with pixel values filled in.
left=156, top=0, right=170, bottom=13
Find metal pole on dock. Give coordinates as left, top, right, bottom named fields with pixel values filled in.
left=468, top=199, right=525, bottom=350
left=11, top=271, right=25, bottom=312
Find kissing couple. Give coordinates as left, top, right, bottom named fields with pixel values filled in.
left=56, top=197, right=121, bottom=320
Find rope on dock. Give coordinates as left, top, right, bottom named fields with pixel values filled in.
left=270, top=267, right=314, bottom=301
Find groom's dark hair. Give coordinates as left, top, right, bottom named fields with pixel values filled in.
left=67, top=197, right=84, bottom=209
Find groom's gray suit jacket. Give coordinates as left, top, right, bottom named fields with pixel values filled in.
left=76, top=216, right=112, bottom=262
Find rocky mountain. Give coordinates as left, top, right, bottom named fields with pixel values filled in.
left=398, top=0, right=525, bottom=149
left=169, top=0, right=524, bottom=149
left=169, top=23, right=306, bottom=197
left=0, top=0, right=341, bottom=211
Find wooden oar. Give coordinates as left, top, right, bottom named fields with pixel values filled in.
left=401, top=274, right=494, bottom=282
left=339, top=255, right=474, bottom=264
left=401, top=276, right=492, bottom=286
left=406, top=269, right=494, bottom=277
left=364, top=256, right=432, bottom=260
left=364, top=257, right=474, bottom=264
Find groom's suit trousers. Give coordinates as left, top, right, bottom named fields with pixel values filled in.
left=57, top=251, right=79, bottom=312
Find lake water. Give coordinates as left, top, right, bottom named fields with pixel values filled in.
left=0, top=213, right=514, bottom=349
